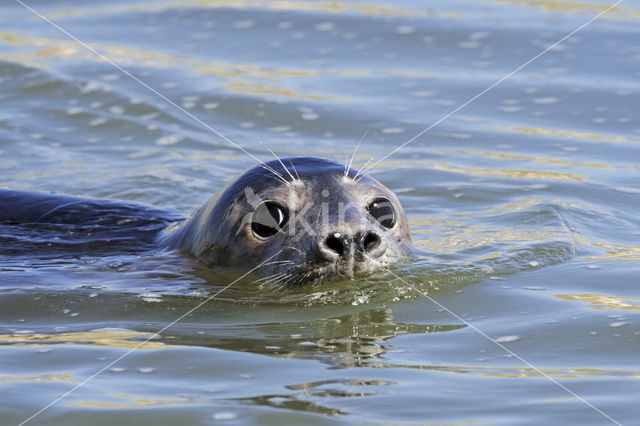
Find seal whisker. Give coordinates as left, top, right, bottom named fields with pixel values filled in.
left=352, top=157, right=372, bottom=182
left=302, top=272, right=314, bottom=288
left=354, top=160, right=376, bottom=183
left=259, top=141, right=295, bottom=182
left=280, top=274, right=300, bottom=289
left=345, top=130, right=369, bottom=179
left=254, top=272, right=284, bottom=284
left=258, top=272, right=289, bottom=288
left=355, top=172, right=368, bottom=183
left=263, top=259, right=293, bottom=265
left=259, top=165, right=289, bottom=185
left=300, top=271, right=316, bottom=288
left=283, top=246, right=304, bottom=255
left=255, top=274, right=281, bottom=284
left=259, top=270, right=287, bottom=281
left=262, top=272, right=292, bottom=291
left=277, top=270, right=297, bottom=285
left=288, top=159, right=301, bottom=181
left=259, top=260, right=293, bottom=268
left=262, top=282, right=283, bottom=293
left=272, top=277, right=292, bottom=292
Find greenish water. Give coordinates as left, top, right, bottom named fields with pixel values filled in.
left=1, top=0, right=639, bottom=424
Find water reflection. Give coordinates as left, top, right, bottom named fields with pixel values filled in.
left=153, top=308, right=465, bottom=367
left=0, top=328, right=174, bottom=350
left=371, top=363, right=640, bottom=380
left=41, top=0, right=428, bottom=21
left=554, top=293, right=640, bottom=310
left=504, top=125, right=640, bottom=146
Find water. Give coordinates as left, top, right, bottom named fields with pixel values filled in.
left=1, top=0, right=639, bottom=424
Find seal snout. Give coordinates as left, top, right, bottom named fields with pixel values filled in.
left=317, top=229, right=384, bottom=263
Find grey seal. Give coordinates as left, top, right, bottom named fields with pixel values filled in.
left=0, top=157, right=412, bottom=286
left=163, top=157, right=412, bottom=286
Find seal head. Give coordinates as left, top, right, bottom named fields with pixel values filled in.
left=164, top=157, right=411, bottom=286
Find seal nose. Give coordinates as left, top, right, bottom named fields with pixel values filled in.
left=362, top=231, right=381, bottom=253
left=324, top=233, right=346, bottom=258
left=318, top=230, right=384, bottom=262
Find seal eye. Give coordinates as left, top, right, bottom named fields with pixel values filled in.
left=368, top=197, right=396, bottom=229
left=251, top=202, right=288, bottom=238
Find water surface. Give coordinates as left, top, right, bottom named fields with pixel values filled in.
left=1, top=0, right=639, bottom=424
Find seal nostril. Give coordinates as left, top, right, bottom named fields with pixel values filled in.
left=363, top=232, right=381, bottom=253
left=324, top=235, right=344, bottom=257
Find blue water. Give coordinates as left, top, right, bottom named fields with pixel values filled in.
left=1, top=0, right=639, bottom=424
